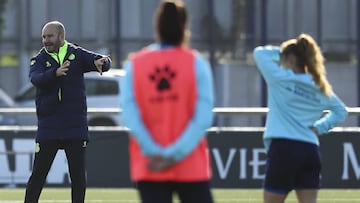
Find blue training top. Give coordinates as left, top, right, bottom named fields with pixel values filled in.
left=120, top=44, right=215, bottom=161
left=253, top=46, right=348, bottom=151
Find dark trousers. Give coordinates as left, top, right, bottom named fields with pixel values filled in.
left=136, top=181, right=214, bottom=203
left=24, top=139, right=87, bottom=203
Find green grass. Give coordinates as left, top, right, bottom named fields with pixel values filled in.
left=0, top=188, right=360, bottom=202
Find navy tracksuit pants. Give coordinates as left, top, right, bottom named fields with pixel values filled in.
left=24, top=139, right=87, bottom=203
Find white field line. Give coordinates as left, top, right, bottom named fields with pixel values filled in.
left=1, top=199, right=360, bottom=203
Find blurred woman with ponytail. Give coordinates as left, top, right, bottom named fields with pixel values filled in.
left=253, top=33, right=348, bottom=203
left=120, top=0, right=215, bottom=202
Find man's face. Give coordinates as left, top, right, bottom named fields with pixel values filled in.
left=42, top=25, right=63, bottom=53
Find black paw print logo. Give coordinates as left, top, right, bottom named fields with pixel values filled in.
left=149, top=65, right=176, bottom=91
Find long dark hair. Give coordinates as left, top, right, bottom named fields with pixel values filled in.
left=154, top=0, right=188, bottom=46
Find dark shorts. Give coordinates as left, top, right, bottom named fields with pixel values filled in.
left=263, top=138, right=322, bottom=195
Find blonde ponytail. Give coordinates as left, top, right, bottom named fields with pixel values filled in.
left=296, top=34, right=333, bottom=97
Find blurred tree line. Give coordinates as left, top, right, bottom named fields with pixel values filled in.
left=201, top=0, right=248, bottom=61
left=0, top=0, right=6, bottom=41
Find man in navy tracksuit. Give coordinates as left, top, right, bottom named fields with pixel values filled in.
left=24, top=21, right=111, bottom=203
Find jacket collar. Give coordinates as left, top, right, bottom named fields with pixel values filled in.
left=45, top=40, right=69, bottom=65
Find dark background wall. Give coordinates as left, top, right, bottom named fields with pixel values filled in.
left=0, top=128, right=359, bottom=188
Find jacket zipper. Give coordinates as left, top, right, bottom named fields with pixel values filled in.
left=56, top=54, right=62, bottom=102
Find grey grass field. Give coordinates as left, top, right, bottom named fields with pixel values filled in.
left=1, top=188, right=360, bottom=203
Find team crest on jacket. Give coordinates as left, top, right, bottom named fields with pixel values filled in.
left=46, top=61, right=51, bottom=68
left=149, top=65, right=176, bottom=91
left=68, top=53, right=75, bottom=60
